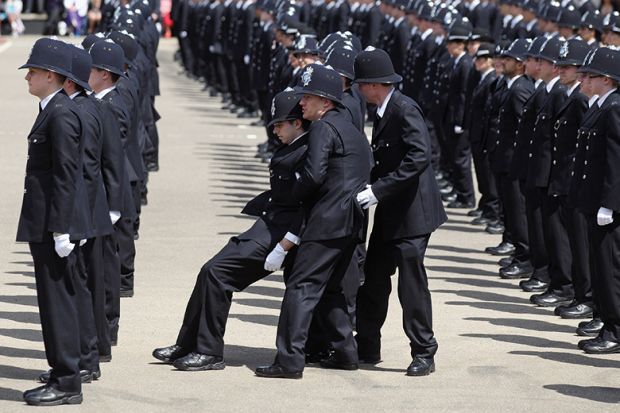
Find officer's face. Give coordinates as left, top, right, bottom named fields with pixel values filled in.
left=474, top=57, right=493, bottom=73
left=467, top=41, right=481, bottom=56
left=89, top=68, right=105, bottom=93
left=607, top=32, right=620, bottom=46
left=580, top=74, right=594, bottom=97
left=589, top=74, right=616, bottom=95
left=578, top=27, right=595, bottom=41
left=524, top=57, right=539, bottom=78
left=558, top=65, right=579, bottom=86
left=537, top=59, right=556, bottom=81
left=273, top=120, right=300, bottom=144
left=25, top=68, right=52, bottom=99
left=299, top=94, right=328, bottom=120
left=446, top=41, right=465, bottom=58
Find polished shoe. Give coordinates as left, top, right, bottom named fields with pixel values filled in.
left=447, top=200, right=476, bottom=209
left=92, top=370, right=101, bottom=380
left=467, top=208, right=483, bottom=217
left=439, top=185, right=454, bottom=195
left=406, top=357, right=435, bottom=376
left=499, top=257, right=514, bottom=267
left=556, top=301, right=594, bottom=319
left=485, top=242, right=515, bottom=256
left=255, top=364, right=303, bottom=379
left=172, top=352, right=225, bottom=371
left=305, top=351, right=329, bottom=364
left=152, top=344, right=190, bottom=363
left=23, top=385, right=82, bottom=406
left=436, top=178, right=450, bottom=189
left=441, top=193, right=457, bottom=203
left=576, top=318, right=604, bottom=337
left=471, top=216, right=492, bottom=226
left=319, top=354, right=358, bottom=371
left=358, top=352, right=382, bottom=364
left=519, top=278, right=549, bottom=293
left=485, top=222, right=505, bottom=234
left=99, top=353, right=112, bottom=362
left=578, top=336, right=602, bottom=350
left=38, top=369, right=93, bottom=384
left=111, top=339, right=117, bottom=346
left=530, top=292, right=573, bottom=307
left=500, top=263, right=533, bottom=279
left=146, top=162, right=159, bottom=172
left=120, top=289, right=134, bottom=298
left=583, top=339, right=620, bottom=354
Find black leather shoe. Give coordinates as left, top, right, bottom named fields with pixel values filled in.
left=500, top=263, right=533, bottom=279
left=38, top=369, right=93, bottom=384
left=530, top=292, right=573, bottom=307
left=152, top=344, right=190, bottom=363
left=23, top=385, right=82, bottom=406
left=441, top=192, right=457, bottom=203
left=120, top=289, right=134, bottom=298
left=471, top=216, right=491, bottom=225
left=255, top=364, right=303, bottom=379
left=499, top=257, right=514, bottom=267
left=146, top=162, right=159, bottom=172
left=485, top=223, right=505, bottom=234
left=583, top=339, right=620, bottom=354
left=319, top=354, right=359, bottom=371
left=358, top=353, right=382, bottom=364
left=99, top=354, right=111, bottom=362
left=92, top=370, right=101, bottom=380
left=172, top=352, right=225, bottom=371
left=485, top=242, right=515, bottom=256
left=305, top=351, right=329, bottom=364
left=439, top=185, right=454, bottom=195
left=576, top=318, right=604, bottom=337
left=467, top=208, right=483, bottom=217
left=578, top=337, right=602, bottom=350
left=406, top=357, right=435, bottom=376
left=447, top=200, right=476, bottom=209
left=556, top=302, right=594, bottom=319
left=519, top=278, right=549, bottom=293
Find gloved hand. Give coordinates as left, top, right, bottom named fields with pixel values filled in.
left=264, top=243, right=287, bottom=272
left=110, top=210, right=121, bottom=225
left=356, top=185, right=378, bottom=209
left=79, top=239, right=87, bottom=247
left=597, top=207, right=614, bottom=226
left=53, top=233, right=74, bottom=258
left=454, top=125, right=464, bottom=134
left=244, top=54, right=250, bottom=65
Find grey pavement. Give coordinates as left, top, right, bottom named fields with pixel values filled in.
left=0, top=36, right=618, bottom=412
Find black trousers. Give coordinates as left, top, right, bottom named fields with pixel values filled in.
left=275, top=236, right=358, bottom=372
left=567, top=207, right=593, bottom=303
left=541, top=195, right=574, bottom=296
left=448, top=130, right=475, bottom=204
left=226, top=57, right=241, bottom=106
left=81, top=236, right=110, bottom=358
left=176, top=238, right=272, bottom=356
left=356, top=232, right=438, bottom=360
left=588, top=215, right=620, bottom=342
left=103, top=232, right=121, bottom=348
left=30, top=241, right=81, bottom=393
left=74, top=243, right=100, bottom=373
left=236, top=59, right=257, bottom=111
left=525, top=186, right=549, bottom=281
left=117, top=215, right=136, bottom=292
left=471, top=140, right=500, bottom=220
left=499, top=173, right=529, bottom=262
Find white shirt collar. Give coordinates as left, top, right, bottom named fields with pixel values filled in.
left=94, top=85, right=116, bottom=99
left=40, top=88, right=62, bottom=111
left=468, top=0, right=480, bottom=11
left=394, top=16, right=405, bottom=27
left=421, top=28, right=433, bottom=41
left=526, top=19, right=537, bottom=30
left=535, top=78, right=544, bottom=89
left=289, top=130, right=308, bottom=145
left=69, top=91, right=81, bottom=100
left=376, top=87, right=395, bottom=118
left=545, top=76, right=560, bottom=93
left=567, top=82, right=580, bottom=96
left=510, top=14, right=523, bottom=28
left=597, top=88, right=615, bottom=107
left=454, top=51, right=466, bottom=67
left=588, top=95, right=599, bottom=107
left=506, top=74, right=522, bottom=89
left=480, top=68, right=494, bottom=82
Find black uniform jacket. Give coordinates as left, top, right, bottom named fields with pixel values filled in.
left=370, top=89, right=447, bottom=240
left=293, top=107, right=372, bottom=242
left=240, top=133, right=309, bottom=248
left=342, top=87, right=364, bottom=132
left=17, top=90, right=93, bottom=243
left=466, top=69, right=496, bottom=144
left=445, top=53, right=473, bottom=129
left=570, top=92, right=620, bottom=214
left=74, top=92, right=114, bottom=238
left=547, top=86, right=588, bottom=197
left=492, top=75, right=534, bottom=174
left=526, top=79, right=568, bottom=188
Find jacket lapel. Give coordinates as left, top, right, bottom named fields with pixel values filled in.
left=372, top=90, right=396, bottom=140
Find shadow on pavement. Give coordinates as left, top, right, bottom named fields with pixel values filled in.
left=543, top=384, right=620, bottom=404
left=234, top=298, right=281, bottom=311
left=446, top=300, right=550, bottom=316
left=462, top=333, right=576, bottom=350
left=0, top=387, right=24, bottom=402
left=229, top=313, right=278, bottom=327
left=4, top=271, right=34, bottom=277
left=433, top=276, right=515, bottom=290
left=0, top=328, right=43, bottom=342
left=223, top=344, right=276, bottom=368
left=426, top=254, right=498, bottom=266
left=0, top=310, right=40, bottom=324
left=427, top=265, right=497, bottom=277
left=0, top=365, right=43, bottom=381
left=434, top=289, right=530, bottom=304
left=0, top=295, right=38, bottom=307
left=510, top=350, right=620, bottom=369
left=465, top=317, right=576, bottom=334
left=243, top=285, right=284, bottom=298
left=0, top=346, right=46, bottom=359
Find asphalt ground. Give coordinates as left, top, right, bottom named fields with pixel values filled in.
left=0, top=36, right=618, bottom=412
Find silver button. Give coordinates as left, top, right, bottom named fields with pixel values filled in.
left=553, top=160, right=556, bottom=165
left=529, top=153, right=532, bottom=158
left=262, top=211, right=266, bottom=215
left=268, top=198, right=272, bottom=202
left=23, top=189, right=27, bottom=194
left=583, top=174, right=586, bottom=179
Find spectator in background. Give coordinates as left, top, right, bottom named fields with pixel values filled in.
left=60, top=0, right=87, bottom=35
left=87, top=0, right=101, bottom=33
left=43, top=0, right=64, bottom=35
left=6, top=0, right=25, bottom=36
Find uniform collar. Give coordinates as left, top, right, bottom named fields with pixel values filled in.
left=567, top=81, right=580, bottom=96
left=480, top=68, right=494, bottom=82
left=588, top=95, right=599, bottom=107
left=69, top=91, right=81, bottom=100
left=506, top=74, right=522, bottom=89
left=421, top=28, right=433, bottom=41
left=376, top=87, right=395, bottom=118
left=40, top=88, right=62, bottom=111
left=545, top=76, right=560, bottom=93
left=95, top=85, right=116, bottom=99
left=597, top=88, right=616, bottom=107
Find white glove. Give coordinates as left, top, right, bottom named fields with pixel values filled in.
left=110, top=210, right=121, bottom=225
left=79, top=239, right=87, bottom=246
left=264, top=243, right=287, bottom=272
left=597, top=207, right=614, bottom=226
left=53, top=233, right=75, bottom=258
left=208, top=45, right=214, bottom=53
left=356, top=185, right=378, bottom=209
left=244, top=54, right=250, bottom=65
left=454, top=125, right=464, bottom=134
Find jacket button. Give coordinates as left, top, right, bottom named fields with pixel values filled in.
left=529, top=153, right=532, bottom=158
left=553, top=160, right=556, bottom=165
left=262, top=211, right=266, bottom=215
left=268, top=198, right=272, bottom=202
left=23, top=189, right=27, bottom=194
left=582, top=174, right=586, bottom=180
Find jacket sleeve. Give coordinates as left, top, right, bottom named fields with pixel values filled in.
left=602, top=103, right=620, bottom=211
left=292, top=122, right=333, bottom=202
left=100, top=101, right=125, bottom=211
left=47, top=106, right=82, bottom=234
left=454, top=60, right=471, bottom=127
left=81, top=107, right=103, bottom=213
left=371, top=104, right=430, bottom=201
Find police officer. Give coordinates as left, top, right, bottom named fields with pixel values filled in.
left=152, top=88, right=310, bottom=370
left=353, top=48, right=447, bottom=376
left=256, top=64, right=372, bottom=378
left=18, top=38, right=93, bottom=406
